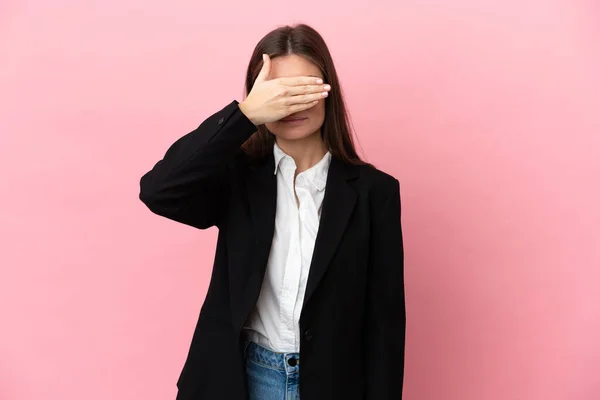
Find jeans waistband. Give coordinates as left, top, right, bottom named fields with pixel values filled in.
left=243, top=340, right=301, bottom=372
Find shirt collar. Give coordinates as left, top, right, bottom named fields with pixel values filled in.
left=273, top=142, right=332, bottom=191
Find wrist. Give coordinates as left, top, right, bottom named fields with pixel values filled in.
left=238, top=101, right=261, bottom=126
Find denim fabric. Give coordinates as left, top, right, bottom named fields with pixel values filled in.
left=243, top=341, right=301, bottom=400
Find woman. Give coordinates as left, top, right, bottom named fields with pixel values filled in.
left=139, top=23, right=405, bottom=400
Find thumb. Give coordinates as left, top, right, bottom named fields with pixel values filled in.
left=255, top=54, right=271, bottom=83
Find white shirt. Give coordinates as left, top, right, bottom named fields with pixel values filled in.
left=242, top=142, right=332, bottom=353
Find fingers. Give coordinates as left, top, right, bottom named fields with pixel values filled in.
left=285, top=91, right=329, bottom=106
left=277, top=76, right=324, bottom=86
left=286, top=84, right=331, bottom=96
left=288, top=100, right=320, bottom=114
left=255, top=54, right=271, bottom=83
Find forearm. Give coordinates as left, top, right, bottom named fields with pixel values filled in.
left=139, top=100, right=256, bottom=228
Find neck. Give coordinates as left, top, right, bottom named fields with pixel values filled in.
left=275, top=131, right=328, bottom=174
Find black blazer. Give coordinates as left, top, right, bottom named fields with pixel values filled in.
left=139, top=100, right=406, bottom=400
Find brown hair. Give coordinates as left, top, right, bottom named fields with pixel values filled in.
left=241, top=23, right=371, bottom=167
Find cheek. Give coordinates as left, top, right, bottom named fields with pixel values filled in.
left=309, top=100, right=326, bottom=120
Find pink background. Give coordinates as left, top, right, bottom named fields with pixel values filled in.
left=1, top=1, right=599, bottom=399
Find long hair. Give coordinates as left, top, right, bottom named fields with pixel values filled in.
left=241, top=24, right=371, bottom=167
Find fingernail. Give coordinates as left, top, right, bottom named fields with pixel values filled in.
left=316, top=78, right=323, bottom=84
left=324, top=85, right=331, bottom=90
left=262, top=54, right=266, bottom=61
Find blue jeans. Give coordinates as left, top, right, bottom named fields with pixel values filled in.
left=243, top=340, right=301, bottom=400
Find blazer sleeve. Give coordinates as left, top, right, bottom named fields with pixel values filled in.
left=139, top=100, right=257, bottom=229
left=364, top=177, right=406, bottom=399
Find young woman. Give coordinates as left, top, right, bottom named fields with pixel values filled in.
left=139, top=24, right=405, bottom=400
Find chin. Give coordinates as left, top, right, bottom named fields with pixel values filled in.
left=267, top=121, right=324, bottom=141
left=272, top=129, right=316, bottom=141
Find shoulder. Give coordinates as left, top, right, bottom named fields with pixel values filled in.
left=350, top=163, right=402, bottom=223
left=347, top=162, right=401, bottom=218
left=354, top=163, right=400, bottom=198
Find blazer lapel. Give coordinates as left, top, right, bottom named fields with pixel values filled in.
left=301, top=156, right=358, bottom=313
left=231, top=154, right=359, bottom=330
left=231, top=155, right=277, bottom=330
left=247, top=155, right=277, bottom=269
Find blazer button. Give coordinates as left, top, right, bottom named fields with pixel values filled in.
left=218, top=116, right=225, bottom=124
left=304, top=329, right=313, bottom=341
